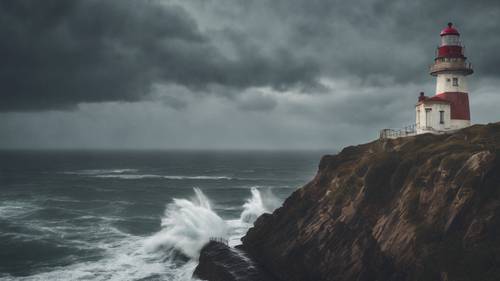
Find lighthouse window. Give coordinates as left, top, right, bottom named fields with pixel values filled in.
left=441, top=35, right=459, bottom=46
left=452, top=77, right=458, bottom=86
left=439, top=111, right=445, bottom=124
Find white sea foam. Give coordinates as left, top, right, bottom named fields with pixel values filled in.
left=223, top=187, right=281, bottom=246
left=168, top=175, right=232, bottom=180
left=144, top=187, right=280, bottom=256
left=0, top=201, right=40, bottom=218
left=65, top=169, right=246, bottom=180
left=144, top=188, right=228, bottom=259
left=3, top=187, right=281, bottom=280
left=93, top=174, right=233, bottom=180
left=64, top=167, right=240, bottom=185
left=240, top=187, right=280, bottom=224
left=94, top=174, right=161, bottom=179
left=240, top=188, right=267, bottom=224
left=3, top=220, right=196, bottom=281
left=3, top=235, right=193, bottom=281
left=63, top=169, right=139, bottom=175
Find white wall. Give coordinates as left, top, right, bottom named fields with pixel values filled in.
left=415, top=102, right=471, bottom=134
left=436, top=73, right=468, bottom=94
left=415, top=103, right=451, bottom=133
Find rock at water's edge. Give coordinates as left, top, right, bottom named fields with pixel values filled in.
left=193, top=241, right=278, bottom=281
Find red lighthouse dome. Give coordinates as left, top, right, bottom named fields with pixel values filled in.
left=440, top=22, right=460, bottom=36
left=435, top=22, right=465, bottom=59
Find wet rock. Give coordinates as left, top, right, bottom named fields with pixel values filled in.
left=193, top=241, right=278, bottom=281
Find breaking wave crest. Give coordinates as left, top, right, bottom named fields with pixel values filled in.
left=145, top=186, right=280, bottom=260
left=240, top=187, right=281, bottom=224
left=64, top=169, right=233, bottom=180
left=63, top=169, right=138, bottom=175
left=144, top=188, right=228, bottom=259
left=2, top=188, right=281, bottom=280
left=94, top=175, right=233, bottom=180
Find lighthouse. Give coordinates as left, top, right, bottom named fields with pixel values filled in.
left=379, top=22, right=474, bottom=139
left=415, top=22, right=473, bottom=134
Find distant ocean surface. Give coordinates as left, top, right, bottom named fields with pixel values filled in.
left=0, top=150, right=326, bottom=280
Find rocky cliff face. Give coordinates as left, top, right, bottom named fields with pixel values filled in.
left=241, top=123, right=500, bottom=281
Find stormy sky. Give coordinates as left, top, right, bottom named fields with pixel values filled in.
left=1, top=0, right=499, bottom=149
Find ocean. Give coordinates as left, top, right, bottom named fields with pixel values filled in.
left=0, top=150, right=325, bottom=280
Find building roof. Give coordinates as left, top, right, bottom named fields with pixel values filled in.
left=418, top=95, right=451, bottom=104
left=440, top=22, right=460, bottom=36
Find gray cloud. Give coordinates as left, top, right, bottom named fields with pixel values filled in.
left=1, top=0, right=499, bottom=149
left=0, top=0, right=318, bottom=112
left=265, top=0, right=499, bottom=83
left=2, top=0, right=500, bottom=112
left=237, top=91, right=278, bottom=112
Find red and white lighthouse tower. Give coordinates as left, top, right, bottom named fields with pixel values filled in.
left=415, top=22, right=473, bottom=134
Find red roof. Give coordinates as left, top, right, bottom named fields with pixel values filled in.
left=417, top=92, right=470, bottom=121
left=440, top=22, right=460, bottom=36
left=419, top=95, right=451, bottom=104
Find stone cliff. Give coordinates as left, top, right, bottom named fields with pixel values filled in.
left=197, top=122, right=500, bottom=281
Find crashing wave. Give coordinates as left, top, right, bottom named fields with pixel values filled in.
left=240, top=187, right=280, bottom=224
left=144, top=188, right=229, bottom=259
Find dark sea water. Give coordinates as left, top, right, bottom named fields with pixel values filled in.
left=0, top=150, right=326, bottom=280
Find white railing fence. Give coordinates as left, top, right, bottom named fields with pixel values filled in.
left=379, top=124, right=417, bottom=139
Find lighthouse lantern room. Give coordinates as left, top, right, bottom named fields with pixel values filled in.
left=416, top=22, right=473, bottom=134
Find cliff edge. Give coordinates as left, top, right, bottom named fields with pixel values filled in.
left=240, top=122, right=500, bottom=281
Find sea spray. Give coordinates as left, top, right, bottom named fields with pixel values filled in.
left=240, top=187, right=280, bottom=224
left=145, top=187, right=281, bottom=256
left=144, top=188, right=228, bottom=259
left=13, top=188, right=228, bottom=281
left=225, top=187, right=281, bottom=246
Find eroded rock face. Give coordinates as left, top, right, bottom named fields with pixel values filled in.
left=242, top=123, right=500, bottom=281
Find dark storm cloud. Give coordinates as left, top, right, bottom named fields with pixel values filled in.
left=1, top=0, right=500, bottom=113
left=260, top=0, right=500, bottom=83
left=0, top=0, right=318, bottom=111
